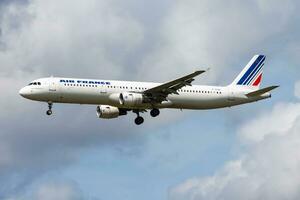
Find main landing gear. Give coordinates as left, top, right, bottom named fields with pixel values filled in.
left=133, top=110, right=144, bottom=125
left=150, top=108, right=160, bottom=117
left=133, top=108, right=160, bottom=125
left=46, top=102, right=53, bottom=115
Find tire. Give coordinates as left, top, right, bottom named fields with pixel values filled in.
left=46, top=110, right=52, bottom=115
left=134, top=116, right=144, bottom=125
left=150, top=109, right=160, bottom=117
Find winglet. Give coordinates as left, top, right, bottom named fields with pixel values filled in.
left=246, top=85, right=279, bottom=97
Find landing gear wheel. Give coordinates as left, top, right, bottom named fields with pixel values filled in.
left=150, top=108, right=160, bottom=117
left=135, top=116, right=144, bottom=125
left=46, top=102, right=53, bottom=116
left=46, top=110, right=52, bottom=115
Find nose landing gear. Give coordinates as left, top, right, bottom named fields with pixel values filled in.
left=46, top=102, right=53, bottom=115
left=133, top=110, right=144, bottom=125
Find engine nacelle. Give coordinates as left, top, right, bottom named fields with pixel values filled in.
left=96, top=105, right=120, bottom=119
left=119, top=92, right=144, bottom=106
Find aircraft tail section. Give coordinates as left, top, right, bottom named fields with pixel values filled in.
left=230, top=55, right=266, bottom=88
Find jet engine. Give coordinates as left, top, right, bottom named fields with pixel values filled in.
left=119, top=92, right=144, bottom=106
left=96, top=105, right=125, bottom=119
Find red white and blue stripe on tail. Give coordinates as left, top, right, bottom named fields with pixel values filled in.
left=232, top=55, right=265, bottom=87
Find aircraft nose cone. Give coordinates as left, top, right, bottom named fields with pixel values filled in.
left=19, top=87, right=30, bottom=98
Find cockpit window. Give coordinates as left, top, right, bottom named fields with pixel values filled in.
left=38, top=82, right=41, bottom=85
left=33, top=82, right=37, bottom=85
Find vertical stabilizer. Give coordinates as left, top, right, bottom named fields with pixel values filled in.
left=230, top=55, right=265, bottom=88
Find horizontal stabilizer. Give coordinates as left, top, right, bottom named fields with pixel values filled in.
left=246, top=85, right=279, bottom=97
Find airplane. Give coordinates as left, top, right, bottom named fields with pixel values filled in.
left=19, top=55, right=278, bottom=125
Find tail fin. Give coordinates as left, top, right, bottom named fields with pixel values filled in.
left=230, top=55, right=265, bottom=88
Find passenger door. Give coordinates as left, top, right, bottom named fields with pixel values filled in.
left=49, top=79, right=57, bottom=92
left=48, top=78, right=62, bottom=101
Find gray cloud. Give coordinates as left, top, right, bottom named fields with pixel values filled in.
left=0, top=0, right=144, bottom=78
left=0, top=0, right=29, bottom=50
left=138, top=0, right=300, bottom=84
left=0, top=112, right=145, bottom=198
left=0, top=0, right=148, bottom=198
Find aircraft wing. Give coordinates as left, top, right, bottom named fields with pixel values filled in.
left=143, top=70, right=206, bottom=103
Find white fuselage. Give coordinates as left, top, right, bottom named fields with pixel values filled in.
left=19, top=77, right=270, bottom=110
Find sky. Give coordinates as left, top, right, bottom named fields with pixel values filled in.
left=0, top=0, right=300, bottom=199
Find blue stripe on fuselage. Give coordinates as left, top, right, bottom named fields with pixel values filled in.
left=237, top=55, right=265, bottom=85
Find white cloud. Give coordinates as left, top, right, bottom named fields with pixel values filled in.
left=169, top=81, right=300, bottom=200
left=170, top=160, right=247, bottom=200
left=238, top=102, right=300, bottom=144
